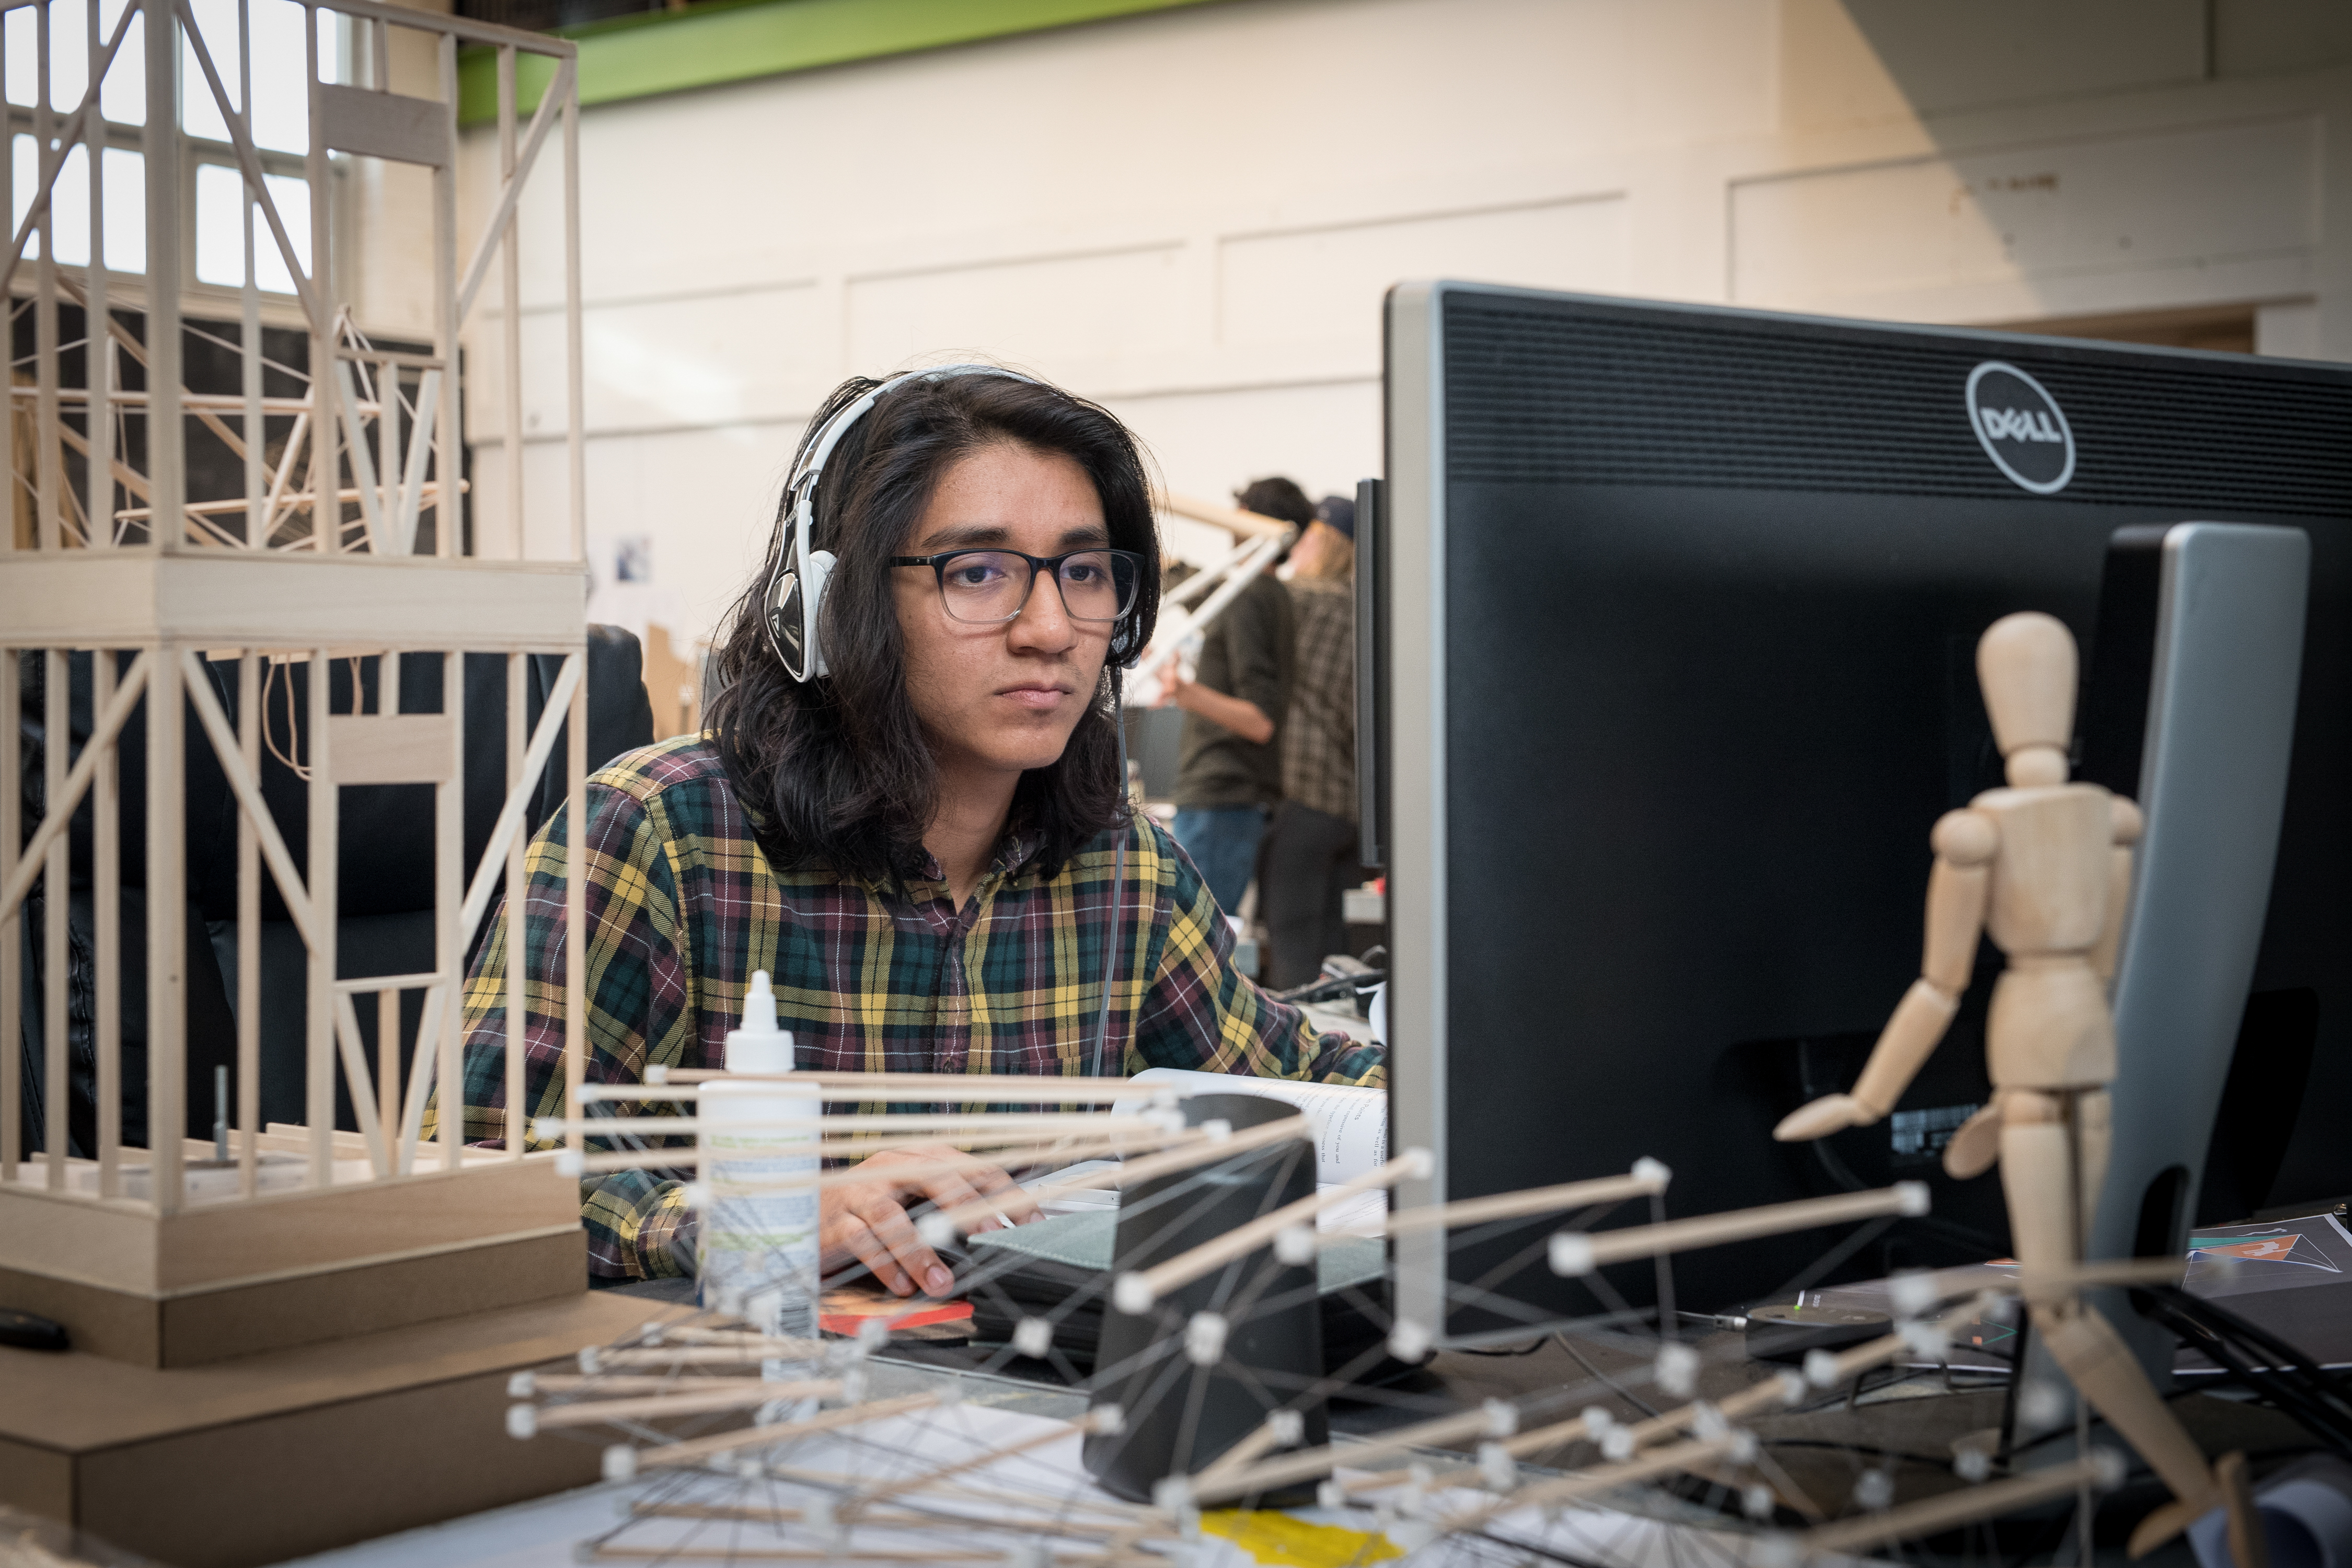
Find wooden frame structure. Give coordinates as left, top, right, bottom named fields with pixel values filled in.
left=0, top=0, right=589, bottom=1365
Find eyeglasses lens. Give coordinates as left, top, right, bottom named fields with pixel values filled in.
left=939, top=551, right=1134, bottom=624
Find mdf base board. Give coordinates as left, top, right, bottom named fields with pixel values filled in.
left=0, top=1288, right=652, bottom=1568
left=0, top=1229, right=588, bottom=1368
left=0, top=1152, right=586, bottom=1368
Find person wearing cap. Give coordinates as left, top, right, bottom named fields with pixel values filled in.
left=1259, top=494, right=1364, bottom=990
left=1160, top=476, right=1304, bottom=917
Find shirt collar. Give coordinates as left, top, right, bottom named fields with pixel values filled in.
left=904, top=824, right=1044, bottom=897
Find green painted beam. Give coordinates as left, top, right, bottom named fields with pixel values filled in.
left=457, top=0, right=1229, bottom=124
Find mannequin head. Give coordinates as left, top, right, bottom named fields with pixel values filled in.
left=1976, top=611, right=2077, bottom=788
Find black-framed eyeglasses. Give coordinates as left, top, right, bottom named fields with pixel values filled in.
left=889, top=548, right=1144, bottom=625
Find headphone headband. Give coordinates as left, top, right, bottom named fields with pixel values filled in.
left=762, top=365, right=1142, bottom=678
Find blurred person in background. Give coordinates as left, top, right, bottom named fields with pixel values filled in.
left=1259, top=494, right=1362, bottom=989
left=1160, top=476, right=1305, bottom=916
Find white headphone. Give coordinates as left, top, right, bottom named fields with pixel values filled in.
left=764, top=364, right=1039, bottom=682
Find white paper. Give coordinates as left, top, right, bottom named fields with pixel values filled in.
left=1019, top=1157, right=1389, bottom=1233
left=1122, top=1066, right=1388, bottom=1183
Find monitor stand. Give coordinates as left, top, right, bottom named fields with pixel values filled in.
left=2062, top=521, right=2309, bottom=1402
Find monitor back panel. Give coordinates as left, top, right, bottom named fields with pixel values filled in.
left=1380, top=283, right=2352, bottom=1342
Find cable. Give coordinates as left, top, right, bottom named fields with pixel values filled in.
left=1091, top=679, right=1127, bottom=1080
left=1553, top=1330, right=1663, bottom=1419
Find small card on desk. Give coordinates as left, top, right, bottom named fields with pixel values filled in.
left=820, top=1284, right=973, bottom=1340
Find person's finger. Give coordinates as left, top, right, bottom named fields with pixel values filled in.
left=853, top=1190, right=953, bottom=1298
left=920, top=1171, right=1021, bottom=1237
left=961, top=1160, right=1043, bottom=1224
left=830, top=1212, right=912, bottom=1296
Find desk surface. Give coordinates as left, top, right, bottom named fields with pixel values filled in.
left=277, top=1279, right=2314, bottom=1568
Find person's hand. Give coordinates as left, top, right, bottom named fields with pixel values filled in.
left=1147, top=668, right=1191, bottom=710
left=821, top=1143, right=1041, bottom=1298
left=1772, top=1093, right=1874, bottom=1142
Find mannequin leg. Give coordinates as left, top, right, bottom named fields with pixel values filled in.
left=2007, top=1092, right=2216, bottom=1551
left=2077, top=1089, right=2113, bottom=1244
left=2036, top=1306, right=2213, bottom=1501
left=1999, top=1089, right=2075, bottom=1284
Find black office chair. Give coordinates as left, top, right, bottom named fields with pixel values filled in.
left=16, top=629, right=656, bottom=1152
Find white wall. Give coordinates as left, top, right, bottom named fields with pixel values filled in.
left=451, top=0, right=2352, bottom=648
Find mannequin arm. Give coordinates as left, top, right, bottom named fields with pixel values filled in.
left=2090, top=797, right=2142, bottom=985
left=1776, top=810, right=1995, bottom=1142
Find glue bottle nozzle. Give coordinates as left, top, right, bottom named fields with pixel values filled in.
left=723, top=971, right=794, bottom=1075
left=744, top=971, right=779, bottom=1035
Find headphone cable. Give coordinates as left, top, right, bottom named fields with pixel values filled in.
left=1092, top=679, right=1128, bottom=1079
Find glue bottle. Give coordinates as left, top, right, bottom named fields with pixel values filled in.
left=696, top=971, right=821, bottom=1411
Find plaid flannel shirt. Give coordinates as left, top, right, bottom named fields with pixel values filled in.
left=431, top=736, right=1385, bottom=1279
left=1281, top=577, right=1356, bottom=822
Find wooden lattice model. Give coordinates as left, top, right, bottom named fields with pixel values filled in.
left=0, top=0, right=590, bottom=1367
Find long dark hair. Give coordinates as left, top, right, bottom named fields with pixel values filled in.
left=706, top=369, right=1162, bottom=886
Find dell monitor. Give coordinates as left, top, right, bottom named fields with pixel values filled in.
left=1373, top=283, right=2351, bottom=1345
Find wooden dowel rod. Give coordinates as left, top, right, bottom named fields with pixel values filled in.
left=695, top=1142, right=1172, bottom=1195
left=577, top=1128, right=1187, bottom=1180
left=41, top=651, right=65, bottom=1191
left=1596, top=1296, right=1995, bottom=1467
left=6, top=386, right=328, bottom=410
left=0, top=652, right=149, bottom=924
left=521, top=1374, right=782, bottom=1396
left=305, top=647, right=336, bottom=1186
left=550, top=1112, right=1166, bottom=1139
left=333, top=970, right=445, bottom=994
left=1185, top=1399, right=1513, bottom=1506
left=1, top=650, right=20, bottom=1184
left=626, top=1391, right=946, bottom=1471
left=632, top=1502, right=1167, bottom=1544
left=697, top=1458, right=1151, bottom=1522
left=1550, top=1183, right=1928, bottom=1275
left=628, top=1325, right=803, bottom=1347
left=583, top=1081, right=1159, bottom=1105
left=1315, top=1166, right=1669, bottom=1248
left=583, top=1342, right=823, bottom=1370
left=582, top=1550, right=1065, bottom=1564
left=110, top=480, right=460, bottom=524
left=1191, top=1413, right=1300, bottom=1487
left=1802, top=1452, right=2120, bottom=1555
left=646, top=1069, right=1156, bottom=1093
left=564, top=663, right=587, bottom=1161
left=93, top=651, right=120, bottom=1198
left=1116, top=1150, right=1429, bottom=1311
left=847, top=1406, right=1121, bottom=1513
left=1425, top=1294, right=1989, bottom=1508
left=927, top=1116, right=1310, bottom=1238
left=503, top=651, right=526, bottom=1159
left=2221, top=1451, right=2269, bottom=1568
left=1437, top=1435, right=1743, bottom=1535
left=521, top=1378, right=836, bottom=1432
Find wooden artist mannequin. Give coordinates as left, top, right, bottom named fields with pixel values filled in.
left=1774, top=612, right=2222, bottom=1553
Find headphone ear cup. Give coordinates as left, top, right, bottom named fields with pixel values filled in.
left=767, top=567, right=806, bottom=678
left=800, top=549, right=837, bottom=681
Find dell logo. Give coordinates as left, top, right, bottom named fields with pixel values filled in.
left=1966, top=361, right=2075, bottom=494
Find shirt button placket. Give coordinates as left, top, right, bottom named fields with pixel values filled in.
left=932, top=889, right=970, bottom=1076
